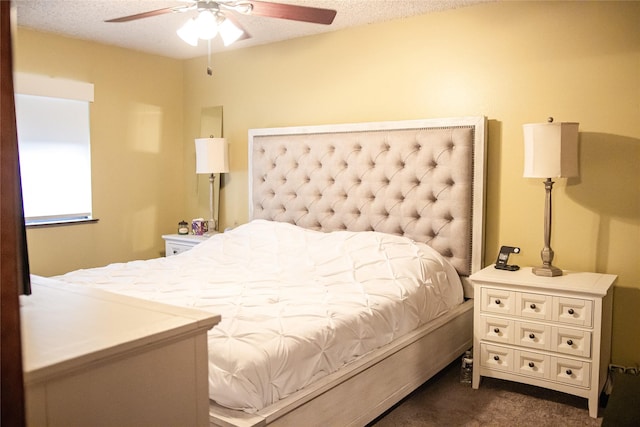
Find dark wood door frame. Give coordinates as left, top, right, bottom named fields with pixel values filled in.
left=1, top=1, right=29, bottom=425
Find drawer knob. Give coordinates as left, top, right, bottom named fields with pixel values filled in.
left=494, top=328, right=500, bottom=333
left=530, top=303, right=536, bottom=309
left=494, top=355, right=500, bottom=361
left=568, top=308, right=575, bottom=315
left=567, top=339, right=573, bottom=346
left=495, top=299, right=501, bottom=305
left=528, top=362, right=535, bottom=368
left=566, top=369, right=573, bottom=376
left=529, top=333, right=535, bottom=339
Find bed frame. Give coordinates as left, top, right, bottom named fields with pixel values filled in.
left=209, top=116, right=487, bottom=427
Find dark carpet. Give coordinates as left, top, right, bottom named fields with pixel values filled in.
left=369, top=359, right=603, bottom=426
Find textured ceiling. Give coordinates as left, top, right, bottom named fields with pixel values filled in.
left=14, top=0, right=488, bottom=59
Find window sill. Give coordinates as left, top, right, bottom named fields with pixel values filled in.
left=26, top=218, right=99, bottom=228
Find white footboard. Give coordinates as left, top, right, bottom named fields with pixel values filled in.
left=210, top=299, right=474, bottom=427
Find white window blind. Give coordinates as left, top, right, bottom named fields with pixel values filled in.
left=14, top=74, right=94, bottom=225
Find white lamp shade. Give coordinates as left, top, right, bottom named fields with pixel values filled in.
left=195, top=137, right=229, bottom=174
left=219, top=17, right=244, bottom=46
left=177, top=18, right=199, bottom=46
left=523, top=122, right=579, bottom=178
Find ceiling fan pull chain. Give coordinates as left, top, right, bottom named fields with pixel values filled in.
left=207, top=38, right=213, bottom=76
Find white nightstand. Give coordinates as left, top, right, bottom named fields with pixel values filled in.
left=470, top=265, right=616, bottom=418
left=162, top=234, right=210, bottom=256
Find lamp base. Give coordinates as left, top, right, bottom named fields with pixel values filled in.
left=532, top=264, right=563, bottom=277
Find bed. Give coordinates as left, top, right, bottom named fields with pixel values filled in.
left=52, top=116, right=487, bottom=426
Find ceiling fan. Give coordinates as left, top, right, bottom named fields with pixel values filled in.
left=106, top=0, right=337, bottom=42
left=106, top=1, right=336, bottom=74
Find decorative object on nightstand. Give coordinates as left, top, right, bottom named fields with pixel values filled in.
left=195, top=136, right=229, bottom=234
left=523, top=118, right=579, bottom=277
left=178, top=220, right=189, bottom=235
left=471, top=265, right=616, bottom=418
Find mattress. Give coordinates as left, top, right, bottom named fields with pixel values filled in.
left=52, top=219, right=464, bottom=413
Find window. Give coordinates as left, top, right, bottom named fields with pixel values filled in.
left=14, top=73, right=95, bottom=225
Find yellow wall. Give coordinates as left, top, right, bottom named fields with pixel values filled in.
left=15, top=29, right=185, bottom=275
left=17, top=1, right=639, bottom=364
left=182, top=1, right=639, bottom=365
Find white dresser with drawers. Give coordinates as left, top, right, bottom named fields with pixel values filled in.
left=470, top=266, right=616, bottom=418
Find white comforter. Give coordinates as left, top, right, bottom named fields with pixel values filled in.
left=53, top=219, right=463, bottom=412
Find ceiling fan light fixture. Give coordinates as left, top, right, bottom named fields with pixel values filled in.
left=195, top=10, right=218, bottom=40
left=218, top=17, right=244, bottom=46
left=177, top=18, right=199, bottom=46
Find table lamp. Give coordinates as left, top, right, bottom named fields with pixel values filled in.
left=523, top=118, right=579, bottom=277
left=195, top=137, right=229, bottom=233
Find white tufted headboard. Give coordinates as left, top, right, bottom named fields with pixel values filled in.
left=249, top=116, right=486, bottom=279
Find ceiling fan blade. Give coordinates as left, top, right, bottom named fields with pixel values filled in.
left=105, top=7, right=177, bottom=23
left=247, top=1, right=336, bottom=25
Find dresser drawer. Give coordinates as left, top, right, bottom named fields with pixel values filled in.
left=479, top=316, right=514, bottom=344
left=166, top=242, right=193, bottom=256
left=517, top=292, right=552, bottom=320
left=480, top=343, right=513, bottom=372
left=481, top=288, right=515, bottom=315
left=551, top=357, right=591, bottom=388
left=514, top=349, right=550, bottom=379
left=552, top=327, right=591, bottom=357
left=515, top=321, right=551, bottom=351
left=553, top=297, right=593, bottom=327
